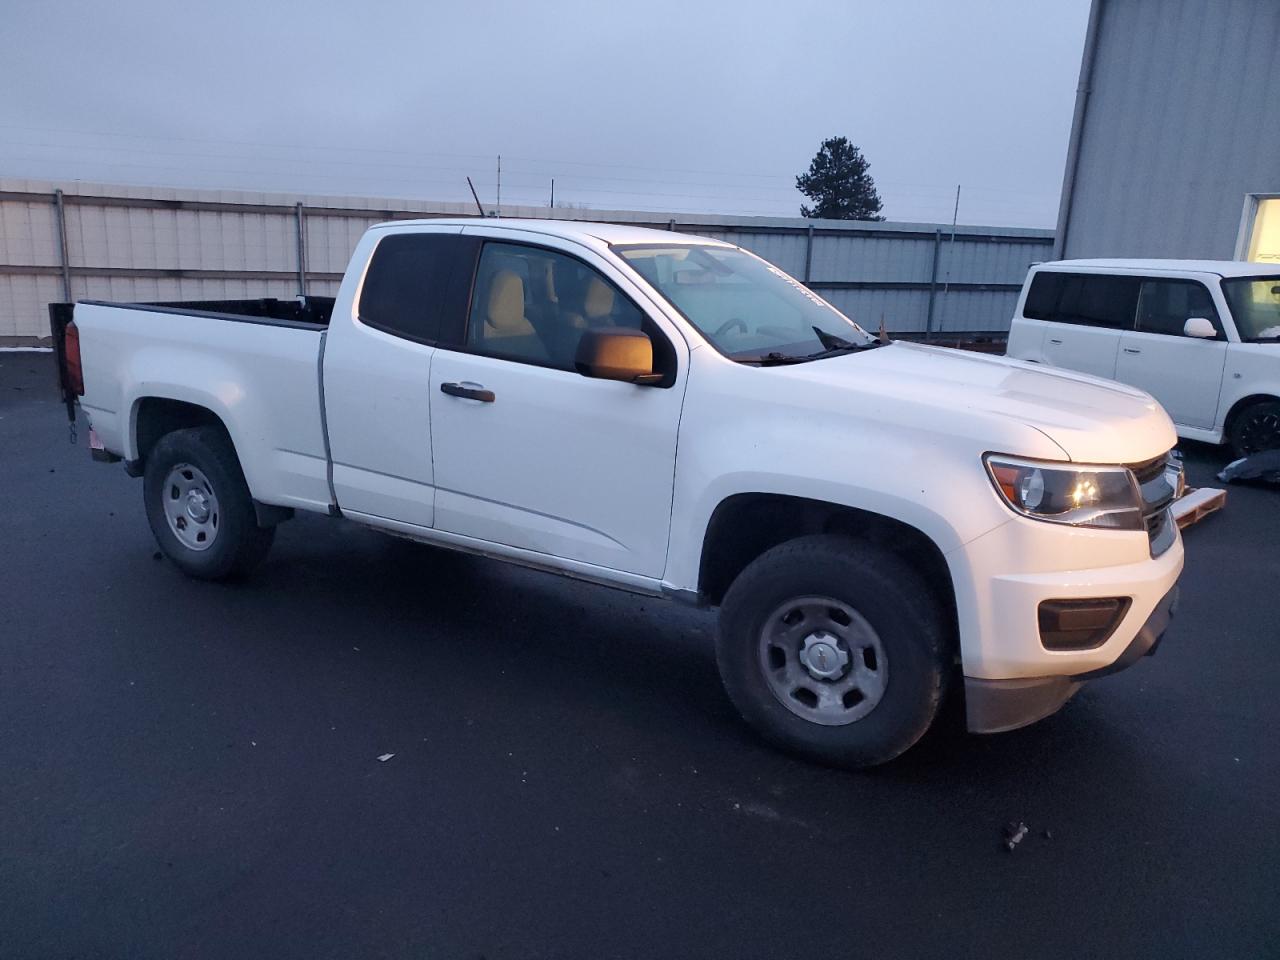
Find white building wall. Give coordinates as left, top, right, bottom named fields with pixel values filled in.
left=1060, top=0, right=1280, bottom=259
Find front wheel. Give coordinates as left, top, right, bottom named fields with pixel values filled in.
left=1228, top=399, right=1280, bottom=458
left=143, top=426, right=274, bottom=580
left=716, top=535, right=950, bottom=768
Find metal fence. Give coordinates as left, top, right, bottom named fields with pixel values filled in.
left=0, top=178, right=1054, bottom=345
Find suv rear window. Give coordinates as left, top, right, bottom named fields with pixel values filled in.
left=1023, top=272, right=1141, bottom=329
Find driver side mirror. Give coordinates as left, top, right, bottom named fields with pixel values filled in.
left=574, top=328, right=661, bottom=384
left=1183, top=316, right=1216, bottom=339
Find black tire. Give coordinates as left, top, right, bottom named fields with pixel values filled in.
left=716, top=534, right=950, bottom=768
left=1228, top=399, right=1280, bottom=459
left=143, top=426, right=274, bottom=580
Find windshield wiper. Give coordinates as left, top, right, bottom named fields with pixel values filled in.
left=753, top=351, right=810, bottom=366
left=812, top=326, right=861, bottom=351
left=749, top=342, right=886, bottom=366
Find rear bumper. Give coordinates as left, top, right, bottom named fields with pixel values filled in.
left=964, top=584, right=1179, bottom=733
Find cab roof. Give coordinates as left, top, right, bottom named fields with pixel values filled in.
left=371, top=217, right=734, bottom=248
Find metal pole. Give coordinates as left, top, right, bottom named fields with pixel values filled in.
left=803, top=224, right=815, bottom=283
left=550, top=178, right=555, bottom=208
left=925, top=228, right=941, bottom=339
left=295, top=202, right=307, bottom=297
left=53, top=189, right=72, bottom=302
left=938, top=186, right=961, bottom=332
left=496, top=155, right=501, bottom=216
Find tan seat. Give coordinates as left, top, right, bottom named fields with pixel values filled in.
left=484, top=270, right=535, bottom=339
left=561, top=274, right=618, bottom=330
left=582, top=276, right=615, bottom=325
left=473, top=269, right=548, bottom=362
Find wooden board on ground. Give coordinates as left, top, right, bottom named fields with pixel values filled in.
left=1172, top=487, right=1227, bottom=530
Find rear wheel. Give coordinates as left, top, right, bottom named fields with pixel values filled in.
left=716, top=534, right=950, bottom=768
left=1228, top=399, right=1280, bottom=458
left=143, top=426, right=274, bottom=580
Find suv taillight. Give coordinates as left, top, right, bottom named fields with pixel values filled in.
left=64, top=320, right=84, bottom=396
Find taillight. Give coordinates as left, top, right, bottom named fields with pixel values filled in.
left=64, top=320, right=85, bottom=396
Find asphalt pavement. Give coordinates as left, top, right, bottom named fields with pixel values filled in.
left=1, top=353, right=1277, bottom=959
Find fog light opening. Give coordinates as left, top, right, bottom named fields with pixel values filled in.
left=1038, top=597, right=1132, bottom=651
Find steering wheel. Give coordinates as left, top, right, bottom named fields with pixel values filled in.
left=714, top=317, right=748, bottom=338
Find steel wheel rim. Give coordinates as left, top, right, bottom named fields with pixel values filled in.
left=162, top=463, right=220, bottom=552
left=757, top=595, right=888, bottom=726
left=1239, top=409, right=1280, bottom=455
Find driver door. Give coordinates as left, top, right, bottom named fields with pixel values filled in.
left=428, top=234, right=688, bottom=578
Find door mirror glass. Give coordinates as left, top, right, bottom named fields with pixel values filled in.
left=1183, top=316, right=1216, bottom=339
left=574, top=329, right=656, bottom=383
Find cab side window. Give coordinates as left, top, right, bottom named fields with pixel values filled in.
left=465, top=242, right=648, bottom=370
left=1135, top=280, right=1221, bottom=338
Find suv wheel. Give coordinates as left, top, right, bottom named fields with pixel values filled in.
left=1229, top=399, right=1280, bottom=458
left=716, top=534, right=950, bottom=768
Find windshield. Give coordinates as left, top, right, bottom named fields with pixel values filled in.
left=1223, top=276, right=1280, bottom=341
left=614, top=243, right=877, bottom=362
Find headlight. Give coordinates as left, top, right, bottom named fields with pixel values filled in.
left=984, top=454, right=1144, bottom=530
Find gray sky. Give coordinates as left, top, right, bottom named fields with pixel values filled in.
left=0, top=0, right=1090, bottom=227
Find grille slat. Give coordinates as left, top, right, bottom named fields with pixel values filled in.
left=1131, top=451, right=1179, bottom=557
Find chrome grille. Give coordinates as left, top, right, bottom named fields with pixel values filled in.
left=1131, top=451, right=1180, bottom=557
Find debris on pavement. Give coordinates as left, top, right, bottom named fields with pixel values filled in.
left=1218, top=450, right=1280, bottom=486
left=1002, top=821, right=1029, bottom=852
left=377, top=753, right=395, bottom=762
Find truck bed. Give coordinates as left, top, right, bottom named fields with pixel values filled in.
left=89, top=296, right=336, bottom=329
left=60, top=297, right=335, bottom=514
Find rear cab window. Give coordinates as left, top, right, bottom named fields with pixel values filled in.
left=358, top=232, right=478, bottom=345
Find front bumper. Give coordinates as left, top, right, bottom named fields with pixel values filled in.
left=949, top=509, right=1184, bottom=680
left=965, top=584, right=1179, bottom=733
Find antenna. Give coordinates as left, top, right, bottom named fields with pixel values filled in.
left=496, top=154, right=501, bottom=217
left=550, top=177, right=555, bottom=208
left=938, top=185, right=961, bottom=331
left=466, top=177, right=485, bottom=217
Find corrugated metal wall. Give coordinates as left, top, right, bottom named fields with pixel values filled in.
left=1061, top=0, right=1280, bottom=259
left=0, top=177, right=1052, bottom=344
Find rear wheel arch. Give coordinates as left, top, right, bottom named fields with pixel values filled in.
left=131, top=396, right=231, bottom=470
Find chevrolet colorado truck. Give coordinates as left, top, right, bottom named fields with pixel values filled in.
left=50, top=218, right=1185, bottom=767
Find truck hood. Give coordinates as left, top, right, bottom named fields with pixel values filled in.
left=774, top=341, right=1176, bottom=463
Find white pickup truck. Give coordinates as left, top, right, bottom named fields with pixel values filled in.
left=51, top=218, right=1185, bottom=767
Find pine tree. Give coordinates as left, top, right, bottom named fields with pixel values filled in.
left=795, top=136, right=884, bottom=220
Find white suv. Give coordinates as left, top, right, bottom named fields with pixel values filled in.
left=1006, top=260, right=1280, bottom=456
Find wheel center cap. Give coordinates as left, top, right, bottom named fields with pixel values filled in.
left=799, top=632, right=849, bottom=680
left=186, top=490, right=210, bottom=523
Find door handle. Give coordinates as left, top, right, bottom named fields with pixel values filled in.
left=440, top=381, right=495, bottom=402
left=1123, top=347, right=1141, bottom=354
left=1048, top=338, right=1063, bottom=345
